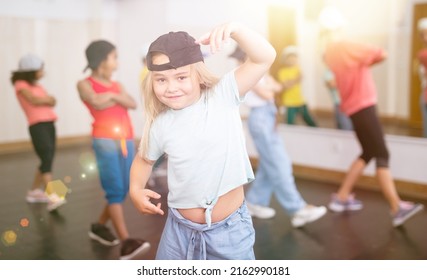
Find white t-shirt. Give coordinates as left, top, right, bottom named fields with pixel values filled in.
left=244, top=91, right=269, bottom=108
left=143, top=71, right=254, bottom=224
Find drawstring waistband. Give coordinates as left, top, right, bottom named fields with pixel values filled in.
left=168, top=203, right=245, bottom=260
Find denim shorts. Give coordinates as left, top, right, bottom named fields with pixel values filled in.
left=92, top=138, right=135, bottom=204
left=156, top=201, right=255, bottom=260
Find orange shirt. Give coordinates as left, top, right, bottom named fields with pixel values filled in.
left=14, top=80, right=57, bottom=126
left=84, top=77, right=134, bottom=139
left=324, top=40, right=384, bottom=116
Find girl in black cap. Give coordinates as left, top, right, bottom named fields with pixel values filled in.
left=130, top=22, right=276, bottom=260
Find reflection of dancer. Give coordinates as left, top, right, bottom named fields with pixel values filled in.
left=324, top=68, right=353, bottom=130
left=277, top=46, right=317, bottom=127
left=77, top=40, right=150, bottom=259
left=11, top=54, right=66, bottom=212
left=417, top=18, right=427, bottom=138
left=130, top=22, right=276, bottom=259
left=230, top=47, right=326, bottom=227
left=324, top=35, right=424, bottom=227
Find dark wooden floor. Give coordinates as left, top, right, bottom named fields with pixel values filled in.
left=0, top=144, right=426, bottom=260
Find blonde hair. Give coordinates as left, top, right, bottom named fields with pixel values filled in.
left=139, top=61, right=219, bottom=159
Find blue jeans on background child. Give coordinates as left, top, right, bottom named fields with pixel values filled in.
left=334, top=104, right=353, bottom=131
left=92, top=138, right=135, bottom=204
left=246, top=103, right=306, bottom=215
left=156, top=202, right=255, bottom=260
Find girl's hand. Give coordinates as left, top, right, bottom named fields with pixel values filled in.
left=196, top=22, right=241, bottom=54
left=130, top=188, right=164, bottom=215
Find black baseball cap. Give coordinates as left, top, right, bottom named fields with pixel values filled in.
left=146, top=31, right=204, bottom=71
left=84, top=40, right=116, bottom=72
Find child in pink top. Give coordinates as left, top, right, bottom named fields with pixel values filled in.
left=324, top=38, right=424, bottom=227
left=11, top=54, right=65, bottom=212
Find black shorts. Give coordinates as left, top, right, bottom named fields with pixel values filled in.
left=29, top=121, right=56, bottom=173
left=350, top=106, right=389, bottom=168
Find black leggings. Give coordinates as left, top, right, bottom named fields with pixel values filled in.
left=350, top=105, right=389, bottom=168
left=29, top=121, right=56, bottom=173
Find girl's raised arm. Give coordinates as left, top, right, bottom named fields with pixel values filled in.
left=197, top=22, right=276, bottom=96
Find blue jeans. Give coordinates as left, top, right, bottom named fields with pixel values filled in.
left=156, top=202, right=255, bottom=260
left=334, top=104, right=353, bottom=131
left=92, top=138, right=135, bottom=204
left=246, top=104, right=306, bottom=215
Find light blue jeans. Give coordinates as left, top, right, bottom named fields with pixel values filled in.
left=156, top=202, right=255, bottom=260
left=334, top=104, right=353, bottom=131
left=246, top=103, right=306, bottom=215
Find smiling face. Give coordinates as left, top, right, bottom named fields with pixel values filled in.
left=151, top=53, right=201, bottom=110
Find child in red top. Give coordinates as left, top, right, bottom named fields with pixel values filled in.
left=324, top=34, right=424, bottom=227
left=11, top=54, right=65, bottom=212
left=77, top=40, right=150, bottom=260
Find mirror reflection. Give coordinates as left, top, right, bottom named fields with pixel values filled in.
left=263, top=0, right=426, bottom=138
left=1, top=0, right=426, bottom=145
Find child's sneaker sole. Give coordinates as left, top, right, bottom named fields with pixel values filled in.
left=292, top=206, right=327, bottom=228
left=47, top=199, right=66, bottom=212
left=392, top=204, right=424, bottom=227
left=88, top=231, right=120, bottom=246
left=120, top=242, right=150, bottom=260
left=328, top=202, right=363, bottom=212
left=26, top=197, right=50, bottom=203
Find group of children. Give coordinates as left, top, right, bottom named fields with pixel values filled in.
left=11, top=20, right=425, bottom=260
left=13, top=40, right=150, bottom=260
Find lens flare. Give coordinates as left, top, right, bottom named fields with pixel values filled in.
left=20, top=218, right=29, bottom=228
left=88, top=163, right=96, bottom=171
left=79, top=152, right=97, bottom=173
left=1, top=230, right=17, bottom=246
left=79, top=152, right=95, bottom=168
left=45, top=180, right=69, bottom=199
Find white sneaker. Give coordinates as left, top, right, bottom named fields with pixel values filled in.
left=26, top=189, right=49, bottom=203
left=291, top=205, right=327, bottom=228
left=246, top=202, right=276, bottom=219
left=47, top=193, right=66, bottom=212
